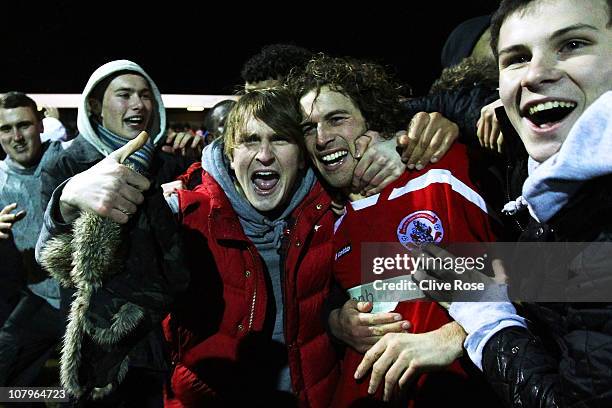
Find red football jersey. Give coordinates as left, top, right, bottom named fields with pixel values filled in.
left=331, top=144, right=497, bottom=407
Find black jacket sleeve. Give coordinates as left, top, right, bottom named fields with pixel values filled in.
left=482, top=326, right=562, bottom=407
left=401, top=86, right=499, bottom=146
left=482, top=316, right=612, bottom=408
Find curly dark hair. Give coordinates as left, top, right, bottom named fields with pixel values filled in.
left=285, top=54, right=406, bottom=138
left=429, top=56, right=498, bottom=94
left=241, top=44, right=313, bottom=84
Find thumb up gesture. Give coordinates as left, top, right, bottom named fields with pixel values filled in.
left=60, top=132, right=152, bottom=224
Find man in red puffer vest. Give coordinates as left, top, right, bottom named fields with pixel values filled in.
left=164, top=88, right=339, bottom=407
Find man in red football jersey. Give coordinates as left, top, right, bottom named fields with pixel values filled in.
left=287, top=54, right=499, bottom=406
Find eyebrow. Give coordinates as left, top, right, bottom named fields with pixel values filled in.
left=240, top=133, right=260, bottom=140
left=551, top=23, right=598, bottom=38
left=498, top=44, right=526, bottom=58
left=0, top=121, right=33, bottom=131
left=323, top=109, right=350, bottom=120
left=300, top=109, right=349, bottom=126
left=499, top=24, right=599, bottom=57
left=113, top=87, right=151, bottom=93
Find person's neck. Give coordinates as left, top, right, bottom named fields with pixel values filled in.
left=233, top=180, right=288, bottom=221
left=6, top=153, right=41, bottom=171
left=328, top=188, right=364, bottom=216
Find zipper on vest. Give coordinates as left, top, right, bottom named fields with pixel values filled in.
left=246, top=246, right=258, bottom=331
left=248, top=287, right=256, bottom=330
left=280, top=217, right=297, bottom=344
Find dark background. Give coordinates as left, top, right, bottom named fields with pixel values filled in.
left=1, top=1, right=499, bottom=97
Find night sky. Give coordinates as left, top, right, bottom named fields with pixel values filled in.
left=3, top=1, right=499, bottom=97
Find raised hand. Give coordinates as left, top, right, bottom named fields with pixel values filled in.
left=397, top=112, right=459, bottom=170
left=59, top=131, right=151, bottom=224
left=0, top=203, right=26, bottom=239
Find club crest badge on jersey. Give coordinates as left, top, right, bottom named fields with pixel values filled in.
left=397, top=210, right=444, bottom=248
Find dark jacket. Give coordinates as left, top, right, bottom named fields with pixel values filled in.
left=164, top=173, right=339, bottom=407
left=37, top=134, right=192, bottom=393
left=401, top=82, right=499, bottom=146
left=0, top=237, right=25, bottom=325
left=481, top=129, right=612, bottom=406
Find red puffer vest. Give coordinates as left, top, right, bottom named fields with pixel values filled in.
left=163, top=172, right=339, bottom=407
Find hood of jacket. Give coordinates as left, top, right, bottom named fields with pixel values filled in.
left=76, top=59, right=166, bottom=157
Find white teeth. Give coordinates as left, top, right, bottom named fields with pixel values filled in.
left=321, top=150, right=348, bottom=163
left=528, top=101, right=576, bottom=115
left=253, top=171, right=279, bottom=179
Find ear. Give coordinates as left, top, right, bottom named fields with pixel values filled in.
left=88, top=98, right=102, bottom=117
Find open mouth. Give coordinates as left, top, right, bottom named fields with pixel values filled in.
left=12, top=144, right=27, bottom=153
left=319, top=150, right=348, bottom=168
left=251, top=170, right=280, bottom=194
left=124, top=115, right=146, bottom=128
left=524, top=100, right=577, bottom=127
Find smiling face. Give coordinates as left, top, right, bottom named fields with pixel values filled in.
left=497, top=0, right=612, bottom=162
left=96, top=74, right=154, bottom=139
left=299, top=86, right=367, bottom=190
left=0, top=106, right=43, bottom=168
left=230, top=116, right=304, bottom=214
